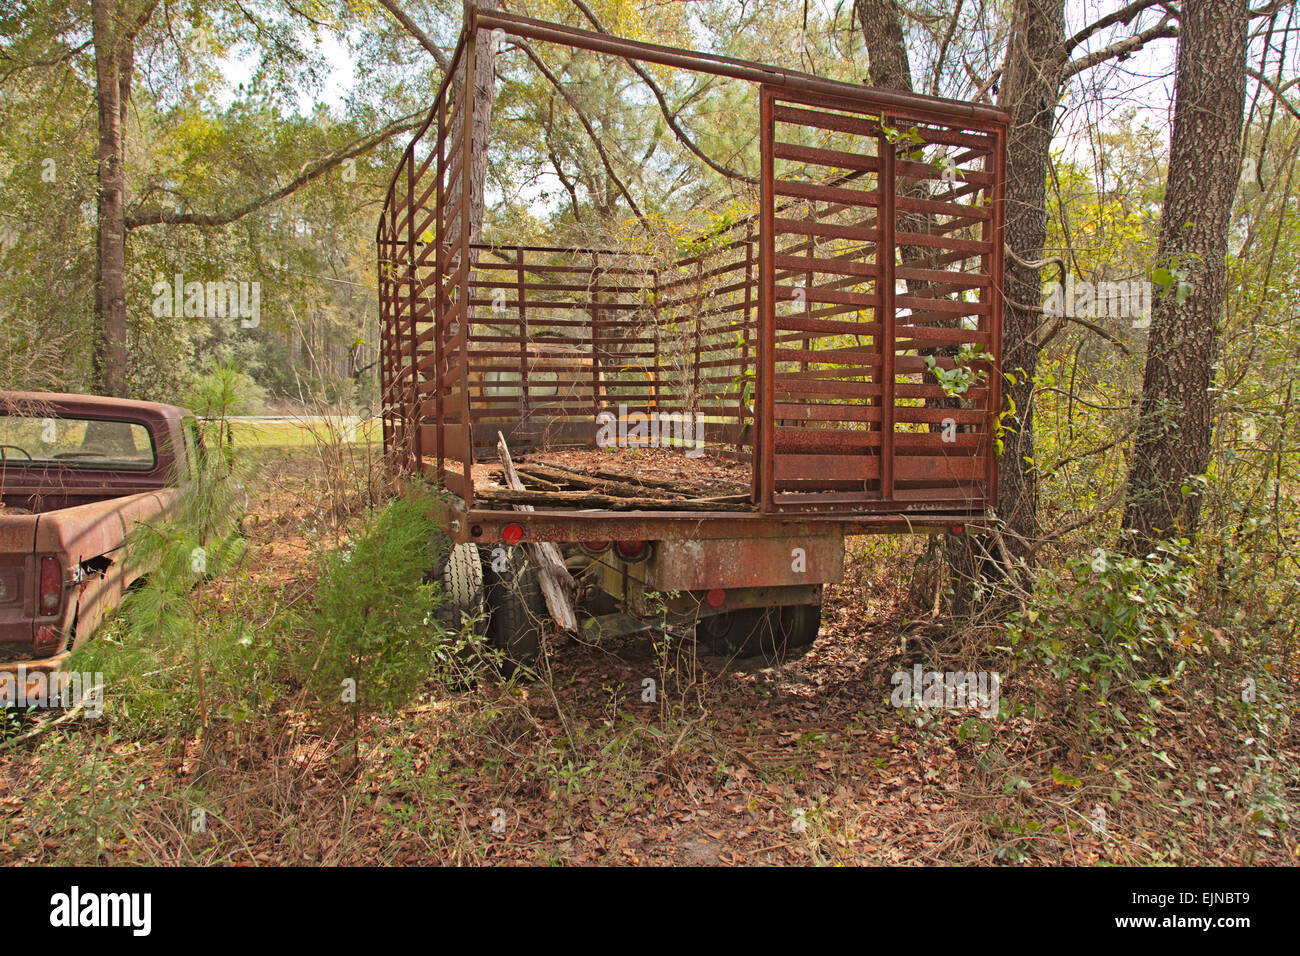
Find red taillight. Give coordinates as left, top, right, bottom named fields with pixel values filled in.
left=614, top=540, right=649, bottom=562
left=502, top=523, right=524, bottom=544
left=34, top=625, right=59, bottom=655
left=39, top=557, right=61, bottom=614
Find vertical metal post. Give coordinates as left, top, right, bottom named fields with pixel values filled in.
left=406, top=145, right=422, bottom=469
left=986, top=125, right=1007, bottom=508
left=517, top=246, right=529, bottom=419
left=435, top=96, right=446, bottom=485
left=389, top=160, right=403, bottom=467
left=758, top=87, right=776, bottom=511
left=742, top=223, right=754, bottom=451
left=879, top=115, right=897, bottom=502
left=378, top=219, right=390, bottom=457
left=458, top=21, right=476, bottom=506
left=595, top=251, right=603, bottom=418
left=693, top=259, right=702, bottom=403
left=651, top=269, right=661, bottom=409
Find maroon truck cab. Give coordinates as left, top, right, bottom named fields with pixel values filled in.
left=0, top=392, right=198, bottom=661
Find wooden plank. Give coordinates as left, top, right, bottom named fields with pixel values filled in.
left=497, top=432, right=578, bottom=633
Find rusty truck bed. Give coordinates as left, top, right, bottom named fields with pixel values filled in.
left=382, top=10, right=1007, bottom=546
left=462, top=447, right=752, bottom=510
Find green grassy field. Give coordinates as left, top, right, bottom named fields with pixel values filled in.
left=219, top=418, right=382, bottom=449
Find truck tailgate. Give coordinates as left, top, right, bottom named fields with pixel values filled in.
left=0, top=516, right=35, bottom=656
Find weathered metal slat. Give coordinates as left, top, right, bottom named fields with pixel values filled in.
left=775, top=455, right=880, bottom=480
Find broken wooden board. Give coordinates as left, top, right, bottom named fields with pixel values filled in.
left=497, top=432, right=578, bottom=632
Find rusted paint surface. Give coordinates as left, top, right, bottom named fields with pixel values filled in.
left=442, top=502, right=980, bottom=545
left=641, top=532, right=843, bottom=591
left=628, top=583, right=822, bottom=618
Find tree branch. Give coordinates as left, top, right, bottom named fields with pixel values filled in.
left=1063, top=16, right=1178, bottom=80
left=510, top=39, right=648, bottom=227
left=1248, top=67, right=1300, bottom=123
left=124, top=110, right=426, bottom=229
left=567, top=0, right=756, bottom=184
left=375, top=0, right=450, bottom=72
left=1061, top=0, right=1166, bottom=56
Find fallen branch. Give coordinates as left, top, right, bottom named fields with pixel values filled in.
left=516, top=462, right=675, bottom=499
left=478, top=487, right=751, bottom=512
left=497, top=433, right=578, bottom=632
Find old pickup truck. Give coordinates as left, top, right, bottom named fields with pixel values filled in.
left=0, top=391, right=201, bottom=664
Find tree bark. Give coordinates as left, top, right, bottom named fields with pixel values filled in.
left=91, top=0, right=128, bottom=396
left=449, top=0, right=498, bottom=245
left=996, top=0, right=1067, bottom=560
left=1122, top=0, right=1249, bottom=547
left=853, top=0, right=914, bottom=91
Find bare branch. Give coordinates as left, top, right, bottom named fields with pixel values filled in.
left=930, top=0, right=965, bottom=97
left=376, top=0, right=450, bottom=72
left=566, top=0, right=755, bottom=184
left=1063, top=16, right=1178, bottom=80
left=509, top=39, right=648, bottom=227
left=1248, top=67, right=1300, bottom=123
left=1061, top=0, right=1167, bottom=56
left=124, top=111, right=426, bottom=229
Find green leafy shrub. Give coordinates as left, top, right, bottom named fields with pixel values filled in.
left=1003, top=538, right=1202, bottom=738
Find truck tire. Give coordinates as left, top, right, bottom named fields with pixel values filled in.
left=698, top=602, right=821, bottom=664
left=480, top=545, right=546, bottom=671
left=433, top=540, right=485, bottom=631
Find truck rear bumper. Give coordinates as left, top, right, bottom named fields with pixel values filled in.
left=435, top=500, right=981, bottom=546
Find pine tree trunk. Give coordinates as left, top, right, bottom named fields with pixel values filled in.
left=995, top=0, right=1067, bottom=561
left=1122, top=0, right=1249, bottom=548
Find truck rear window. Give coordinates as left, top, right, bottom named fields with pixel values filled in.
left=0, top=414, right=156, bottom=472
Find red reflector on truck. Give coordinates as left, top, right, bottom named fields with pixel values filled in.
left=34, top=625, right=59, bottom=655
left=39, top=557, right=61, bottom=614
left=614, top=540, right=649, bottom=562
left=502, top=523, right=524, bottom=544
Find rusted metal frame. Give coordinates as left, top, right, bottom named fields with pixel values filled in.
left=515, top=247, right=531, bottom=419
left=880, top=112, right=898, bottom=503
left=589, top=251, right=601, bottom=417
left=985, top=123, right=1007, bottom=508
left=474, top=241, right=647, bottom=258
left=742, top=223, right=754, bottom=454
left=651, top=270, right=662, bottom=411
left=377, top=218, right=393, bottom=456
left=472, top=8, right=1008, bottom=124
left=801, top=227, right=814, bottom=377
left=382, top=210, right=399, bottom=463
left=389, top=156, right=408, bottom=468
left=758, top=86, right=777, bottom=511
left=458, top=27, right=476, bottom=507
left=405, top=144, right=423, bottom=467
left=691, top=259, right=703, bottom=402
left=434, top=93, right=448, bottom=485
left=379, top=36, right=464, bottom=207
left=444, top=504, right=979, bottom=546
